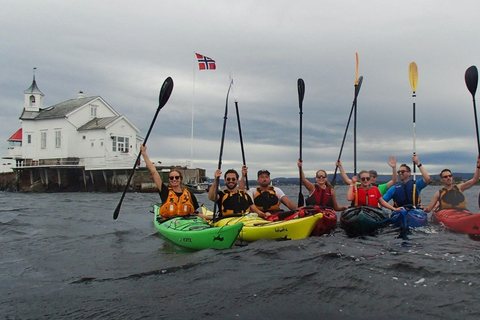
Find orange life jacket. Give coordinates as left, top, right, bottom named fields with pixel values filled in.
left=159, top=188, right=195, bottom=220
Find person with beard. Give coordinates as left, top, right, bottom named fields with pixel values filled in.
left=424, top=156, right=480, bottom=212
left=208, top=168, right=267, bottom=219
left=246, top=169, right=297, bottom=213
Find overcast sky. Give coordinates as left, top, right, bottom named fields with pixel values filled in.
left=2, top=0, right=480, bottom=178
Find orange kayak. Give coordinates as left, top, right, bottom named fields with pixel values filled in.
left=433, top=209, right=480, bottom=235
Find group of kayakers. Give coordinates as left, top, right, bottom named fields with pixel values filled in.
left=141, top=144, right=480, bottom=222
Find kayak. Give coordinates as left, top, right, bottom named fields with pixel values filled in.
left=390, top=208, right=428, bottom=229
left=202, top=205, right=322, bottom=241
left=267, top=206, right=337, bottom=236
left=215, top=213, right=322, bottom=242
left=340, top=206, right=389, bottom=236
left=153, top=205, right=243, bottom=250
left=433, top=208, right=480, bottom=235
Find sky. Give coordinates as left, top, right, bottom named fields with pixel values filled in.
left=1, top=0, right=480, bottom=178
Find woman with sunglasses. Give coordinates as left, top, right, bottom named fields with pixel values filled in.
left=424, top=156, right=480, bottom=212
left=297, top=160, right=347, bottom=211
left=347, top=170, right=402, bottom=211
left=141, top=146, right=203, bottom=221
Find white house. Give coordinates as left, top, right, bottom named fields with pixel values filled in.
left=4, top=74, right=142, bottom=171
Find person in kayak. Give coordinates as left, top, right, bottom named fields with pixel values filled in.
left=297, top=159, right=348, bottom=211
left=244, top=168, right=297, bottom=213
left=208, top=167, right=267, bottom=219
left=335, top=156, right=397, bottom=195
left=141, top=146, right=205, bottom=220
left=423, top=156, right=480, bottom=212
left=347, top=170, right=403, bottom=211
left=382, top=154, right=431, bottom=208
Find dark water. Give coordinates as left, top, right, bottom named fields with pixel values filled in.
left=2, top=185, right=480, bottom=319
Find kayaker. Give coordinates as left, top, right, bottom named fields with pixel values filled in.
left=347, top=170, right=403, bottom=211
left=382, top=154, right=431, bottom=208
left=297, top=159, right=348, bottom=211
left=141, top=146, right=206, bottom=220
left=245, top=168, right=297, bottom=213
left=423, top=156, right=480, bottom=212
left=208, top=167, right=267, bottom=219
left=335, top=156, right=397, bottom=195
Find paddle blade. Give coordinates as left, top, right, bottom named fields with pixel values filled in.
left=409, top=62, right=418, bottom=92
left=297, top=78, right=305, bottom=106
left=159, top=77, right=174, bottom=108
left=298, top=193, right=305, bottom=207
left=355, top=76, right=363, bottom=97
left=355, top=52, right=359, bottom=85
left=465, top=66, right=478, bottom=97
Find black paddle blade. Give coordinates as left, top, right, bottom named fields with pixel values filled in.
left=159, top=77, right=174, bottom=108
left=297, top=78, right=305, bottom=107
left=465, top=66, right=478, bottom=97
left=298, top=193, right=305, bottom=207
left=355, top=76, right=363, bottom=97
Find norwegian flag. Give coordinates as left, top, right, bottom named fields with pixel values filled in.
left=195, top=53, right=216, bottom=70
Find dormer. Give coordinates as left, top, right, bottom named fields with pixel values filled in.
left=23, top=69, right=44, bottom=112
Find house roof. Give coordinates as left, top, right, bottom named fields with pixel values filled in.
left=77, top=116, right=120, bottom=130
left=24, top=76, right=44, bottom=96
left=8, top=128, right=22, bottom=141
left=20, top=96, right=99, bottom=120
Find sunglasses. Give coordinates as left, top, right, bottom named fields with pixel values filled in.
left=226, top=177, right=237, bottom=182
left=397, top=170, right=408, bottom=174
left=316, top=175, right=327, bottom=179
left=442, top=174, right=452, bottom=179
left=360, top=177, right=370, bottom=181
left=169, top=176, right=181, bottom=180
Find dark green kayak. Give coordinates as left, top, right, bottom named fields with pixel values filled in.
left=340, top=206, right=389, bottom=237
left=153, top=205, right=243, bottom=250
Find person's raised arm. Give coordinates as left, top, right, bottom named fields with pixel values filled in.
left=346, top=176, right=358, bottom=202
left=297, top=159, right=315, bottom=193
left=459, top=156, right=480, bottom=192
left=386, top=156, right=397, bottom=189
left=413, top=154, right=430, bottom=183
left=140, top=146, right=162, bottom=192
left=208, top=169, right=222, bottom=201
left=238, top=165, right=248, bottom=191
left=336, top=160, right=353, bottom=185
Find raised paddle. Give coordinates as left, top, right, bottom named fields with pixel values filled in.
left=331, top=76, right=363, bottom=186
left=113, top=77, right=174, bottom=220
left=353, top=52, right=359, bottom=177
left=464, top=66, right=480, bottom=208
left=234, top=99, right=249, bottom=189
left=409, top=62, right=418, bottom=207
left=212, top=79, right=234, bottom=221
left=297, top=78, right=305, bottom=207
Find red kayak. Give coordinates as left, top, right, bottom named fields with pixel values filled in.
left=433, top=209, right=480, bottom=235
left=267, top=206, right=337, bottom=236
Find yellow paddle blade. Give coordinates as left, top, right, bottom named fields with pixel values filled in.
left=355, top=52, right=359, bottom=85
left=409, top=62, right=418, bottom=92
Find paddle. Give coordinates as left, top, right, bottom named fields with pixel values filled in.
left=464, top=66, right=480, bottom=208
left=297, top=78, right=305, bottom=207
left=212, top=79, right=234, bottom=221
left=331, top=75, right=363, bottom=186
left=234, top=99, right=248, bottom=189
left=113, top=77, right=174, bottom=220
left=409, top=62, right=418, bottom=207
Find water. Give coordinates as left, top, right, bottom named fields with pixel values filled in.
left=2, top=185, right=480, bottom=319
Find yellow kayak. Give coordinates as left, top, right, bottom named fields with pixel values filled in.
left=202, top=205, right=322, bottom=242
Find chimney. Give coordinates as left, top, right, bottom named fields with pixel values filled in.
left=77, top=91, right=85, bottom=99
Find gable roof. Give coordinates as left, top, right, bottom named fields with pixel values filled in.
left=20, top=96, right=99, bottom=120
left=8, top=128, right=22, bottom=141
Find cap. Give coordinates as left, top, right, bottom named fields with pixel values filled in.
left=257, top=169, right=270, bottom=177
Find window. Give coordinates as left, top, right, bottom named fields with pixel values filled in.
left=112, top=136, right=129, bottom=153
left=90, top=106, right=97, bottom=118
left=30, top=95, right=35, bottom=106
left=55, top=130, right=61, bottom=148
left=41, top=131, right=47, bottom=149
left=27, top=134, right=32, bottom=144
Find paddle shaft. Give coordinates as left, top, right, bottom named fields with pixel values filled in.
left=234, top=100, right=249, bottom=189
left=412, top=91, right=417, bottom=180
left=297, top=79, right=305, bottom=207
left=212, top=80, right=233, bottom=221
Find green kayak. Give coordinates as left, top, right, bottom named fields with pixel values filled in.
left=153, top=205, right=243, bottom=250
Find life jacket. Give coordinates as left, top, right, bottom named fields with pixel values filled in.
left=438, top=185, right=467, bottom=209
left=392, top=180, right=420, bottom=207
left=218, top=189, right=251, bottom=217
left=351, top=187, right=381, bottom=207
left=253, top=186, right=281, bottom=212
left=306, top=184, right=334, bottom=207
left=159, top=188, right=195, bottom=220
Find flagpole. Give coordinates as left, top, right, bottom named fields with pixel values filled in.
left=191, top=52, right=196, bottom=169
